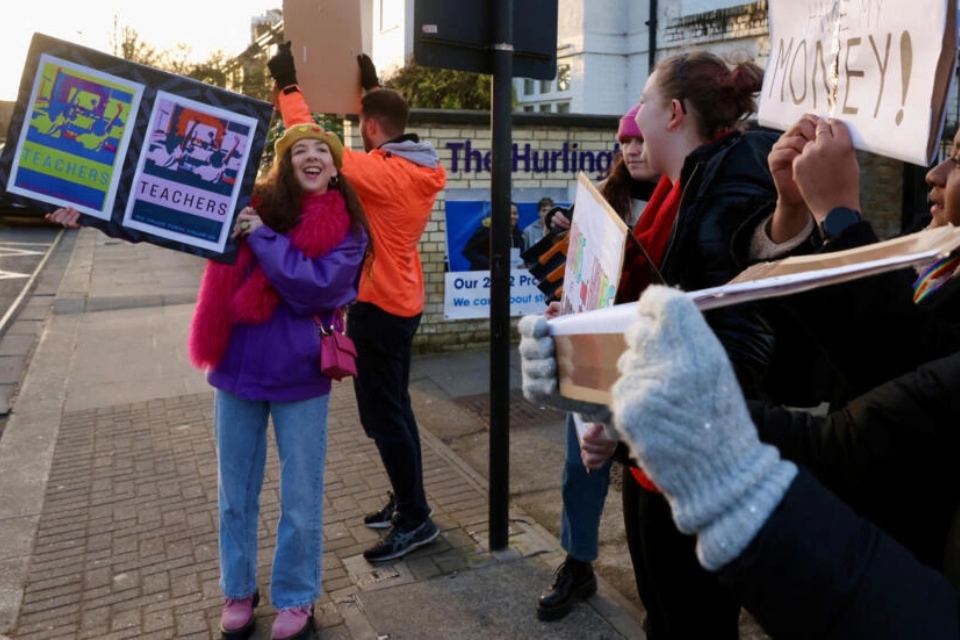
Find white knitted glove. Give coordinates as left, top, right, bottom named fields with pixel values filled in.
left=518, top=314, right=611, bottom=423
left=610, top=286, right=797, bottom=570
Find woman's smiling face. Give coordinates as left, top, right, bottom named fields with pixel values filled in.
left=290, top=138, right=337, bottom=194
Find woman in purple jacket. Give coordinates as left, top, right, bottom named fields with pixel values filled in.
left=52, top=120, right=371, bottom=640
left=188, top=123, right=369, bottom=640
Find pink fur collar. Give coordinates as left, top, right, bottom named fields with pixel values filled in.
left=188, top=190, right=351, bottom=370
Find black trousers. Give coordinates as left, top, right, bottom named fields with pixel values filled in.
left=347, top=301, right=430, bottom=528
left=622, top=471, right=741, bottom=640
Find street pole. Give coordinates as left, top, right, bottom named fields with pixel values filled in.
left=488, top=0, right=514, bottom=552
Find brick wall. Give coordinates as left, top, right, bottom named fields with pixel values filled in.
left=859, top=150, right=909, bottom=239
left=663, top=0, right=769, bottom=46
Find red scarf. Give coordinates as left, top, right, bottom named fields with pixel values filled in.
left=617, top=174, right=684, bottom=493
left=616, top=175, right=683, bottom=304
left=188, top=190, right=351, bottom=370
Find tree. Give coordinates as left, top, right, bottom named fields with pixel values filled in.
left=112, top=26, right=159, bottom=67
left=384, top=58, right=492, bottom=110
left=186, top=51, right=230, bottom=89
left=112, top=27, right=229, bottom=90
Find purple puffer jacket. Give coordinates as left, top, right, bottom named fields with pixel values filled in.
left=207, top=225, right=367, bottom=402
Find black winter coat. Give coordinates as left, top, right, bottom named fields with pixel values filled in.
left=651, top=128, right=781, bottom=396
left=721, top=468, right=960, bottom=640
left=747, top=219, right=960, bottom=599
left=762, top=221, right=960, bottom=399
left=749, top=346, right=960, bottom=571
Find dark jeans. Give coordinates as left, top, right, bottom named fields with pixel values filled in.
left=623, top=471, right=740, bottom=640
left=347, top=301, right=430, bottom=528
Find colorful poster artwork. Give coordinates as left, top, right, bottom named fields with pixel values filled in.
left=443, top=198, right=549, bottom=320
left=6, top=55, right=143, bottom=219
left=559, top=174, right=628, bottom=315
left=123, top=93, right=257, bottom=253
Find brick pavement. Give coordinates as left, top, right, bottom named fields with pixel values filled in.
left=8, top=382, right=527, bottom=639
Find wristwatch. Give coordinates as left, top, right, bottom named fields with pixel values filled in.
left=820, top=207, right=862, bottom=242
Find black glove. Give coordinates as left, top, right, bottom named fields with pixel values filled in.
left=544, top=205, right=572, bottom=234
left=268, top=41, right=298, bottom=89
left=357, top=53, right=380, bottom=90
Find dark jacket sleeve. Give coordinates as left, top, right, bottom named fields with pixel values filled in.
left=740, top=218, right=960, bottom=399
left=720, top=470, right=960, bottom=640
left=750, top=351, right=960, bottom=567
left=772, top=221, right=960, bottom=397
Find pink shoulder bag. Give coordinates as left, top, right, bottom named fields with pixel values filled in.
left=316, top=308, right=357, bottom=381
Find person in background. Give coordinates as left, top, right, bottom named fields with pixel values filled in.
left=462, top=201, right=523, bottom=271
left=521, top=196, right=556, bottom=251
left=268, top=44, right=447, bottom=564
left=545, top=103, right=659, bottom=234
left=601, top=104, right=660, bottom=226
left=48, top=120, right=370, bottom=640
left=536, top=103, right=660, bottom=622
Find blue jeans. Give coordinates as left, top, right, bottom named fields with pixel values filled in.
left=347, top=301, right=431, bottom=528
left=560, top=413, right=612, bottom=562
left=215, top=389, right=328, bottom=610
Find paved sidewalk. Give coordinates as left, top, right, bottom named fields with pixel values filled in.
left=0, top=229, right=644, bottom=639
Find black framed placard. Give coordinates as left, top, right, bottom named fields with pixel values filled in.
left=0, top=33, right=273, bottom=262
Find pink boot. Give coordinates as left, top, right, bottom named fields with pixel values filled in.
left=220, top=591, right=259, bottom=639
left=271, top=605, right=314, bottom=640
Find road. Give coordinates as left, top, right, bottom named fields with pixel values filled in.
left=0, top=216, right=61, bottom=431
left=0, top=216, right=60, bottom=334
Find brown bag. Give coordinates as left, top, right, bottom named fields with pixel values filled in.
left=317, top=309, right=357, bottom=381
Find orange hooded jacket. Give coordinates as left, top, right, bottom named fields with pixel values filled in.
left=278, top=88, right=447, bottom=317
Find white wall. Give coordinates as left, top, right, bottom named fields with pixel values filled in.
left=371, top=0, right=411, bottom=78
left=369, top=1, right=781, bottom=119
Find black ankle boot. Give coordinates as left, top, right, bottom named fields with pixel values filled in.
left=536, top=556, right=597, bottom=621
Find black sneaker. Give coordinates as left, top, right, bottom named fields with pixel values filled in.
left=363, top=492, right=397, bottom=529
left=363, top=517, right=440, bottom=563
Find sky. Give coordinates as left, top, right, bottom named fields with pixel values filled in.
left=2, top=0, right=282, bottom=101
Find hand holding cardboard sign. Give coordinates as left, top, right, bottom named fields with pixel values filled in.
left=268, top=41, right=299, bottom=89
left=518, top=314, right=611, bottom=423
left=769, top=118, right=815, bottom=204
left=357, top=54, right=380, bottom=91
left=767, top=115, right=818, bottom=243
left=46, top=207, right=82, bottom=228
left=793, top=118, right=862, bottom=222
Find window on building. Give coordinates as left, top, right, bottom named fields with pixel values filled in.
left=556, top=102, right=570, bottom=113
left=540, top=79, right=552, bottom=94
left=522, top=105, right=535, bottom=112
left=539, top=104, right=552, bottom=113
left=523, top=79, right=535, bottom=95
left=379, top=0, right=401, bottom=33
left=557, top=65, right=571, bottom=92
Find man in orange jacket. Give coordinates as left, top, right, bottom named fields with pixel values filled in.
left=269, top=44, right=447, bottom=563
